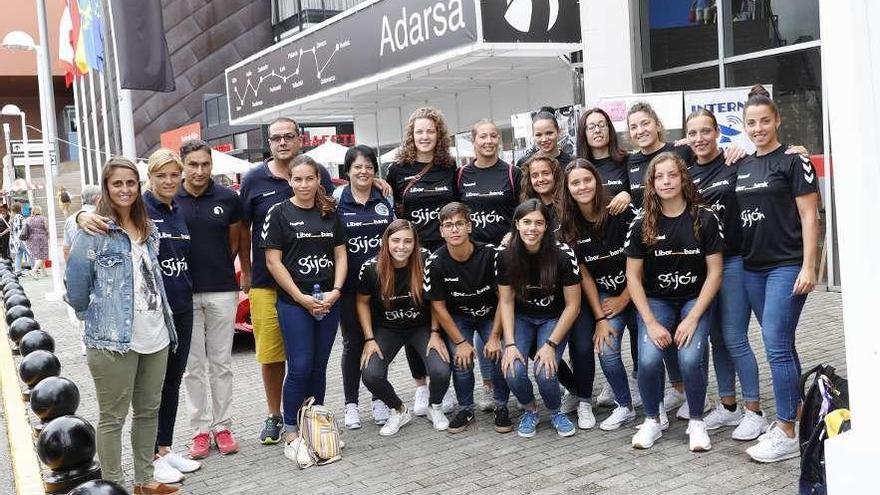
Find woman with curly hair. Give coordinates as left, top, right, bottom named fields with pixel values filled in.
left=625, top=152, right=723, bottom=452
left=385, top=107, right=458, bottom=416
left=519, top=153, right=566, bottom=234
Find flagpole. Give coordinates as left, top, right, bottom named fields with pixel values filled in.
left=78, top=76, right=94, bottom=185
left=19, top=115, right=34, bottom=205
left=98, top=70, right=111, bottom=160
left=87, top=71, right=102, bottom=170
left=106, top=0, right=136, bottom=160
left=72, top=77, right=86, bottom=191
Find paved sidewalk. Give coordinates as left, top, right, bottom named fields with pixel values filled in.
left=1, top=272, right=846, bottom=494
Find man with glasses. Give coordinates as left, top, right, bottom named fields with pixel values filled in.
left=425, top=202, right=512, bottom=434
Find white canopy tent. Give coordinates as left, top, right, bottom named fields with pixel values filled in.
left=211, top=149, right=255, bottom=175
left=305, top=141, right=350, bottom=165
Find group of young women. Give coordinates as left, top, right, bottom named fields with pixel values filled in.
left=65, top=84, right=818, bottom=491
left=258, top=88, right=817, bottom=464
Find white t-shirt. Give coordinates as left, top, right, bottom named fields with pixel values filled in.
left=128, top=239, right=169, bottom=354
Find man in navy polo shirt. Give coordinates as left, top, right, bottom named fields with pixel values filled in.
left=239, top=117, right=340, bottom=444
left=177, top=140, right=245, bottom=459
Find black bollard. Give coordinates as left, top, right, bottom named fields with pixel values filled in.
left=31, top=377, right=80, bottom=425
left=5, top=293, right=31, bottom=309
left=19, top=329, right=55, bottom=356
left=19, top=350, right=61, bottom=400
left=3, top=288, right=25, bottom=304
left=67, top=480, right=129, bottom=495
left=3, top=280, right=22, bottom=295
left=8, top=316, right=40, bottom=345
left=6, top=305, right=34, bottom=325
left=36, top=415, right=102, bottom=493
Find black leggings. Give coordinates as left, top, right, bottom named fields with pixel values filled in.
left=156, top=309, right=193, bottom=448
left=361, top=326, right=450, bottom=410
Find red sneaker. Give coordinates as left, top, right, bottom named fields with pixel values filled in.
left=189, top=432, right=210, bottom=459
left=213, top=429, right=240, bottom=455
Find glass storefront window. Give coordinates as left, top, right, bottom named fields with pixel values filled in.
left=640, top=0, right=719, bottom=72
left=725, top=0, right=819, bottom=55
left=725, top=47, right=823, bottom=153
left=643, top=66, right=721, bottom=92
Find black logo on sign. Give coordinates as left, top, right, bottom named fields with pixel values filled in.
left=480, top=0, right=580, bottom=43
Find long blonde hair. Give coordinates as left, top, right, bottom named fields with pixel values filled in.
left=396, top=107, right=453, bottom=167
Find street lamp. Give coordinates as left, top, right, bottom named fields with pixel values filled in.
left=3, top=12, right=64, bottom=301
left=0, top=104, right=35, bottom=205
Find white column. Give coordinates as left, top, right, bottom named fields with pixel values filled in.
left=72, top=78, right=86, bottom=191
left=78, top=79, right=94, bottom=185
left=580, top=0, right=637, bottom=104
left=820, top=1, right=880, bottom=493
left=98, top=71, right=112, bottom=160
left=19, top=115, right=33, bottom=204
left=88, top=71, right=102, bottom=168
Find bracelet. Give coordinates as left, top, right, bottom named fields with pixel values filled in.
left=332, top=286, right=342, bottom=292
left=431, top=328, right=441, bottom=334
left=364, top=337, right=375, bottom=343
left=454, top=339, right=466, bottom=346
left=545, top=339, right=558, bottom=349
left=595, top=316, right=608, bottom=323
left=504, top=343, right=517, bottom=348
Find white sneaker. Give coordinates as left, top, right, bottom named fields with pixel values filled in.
left=676, top=395, right=709, bottom=420
left=659, top=403, right=670, bottom=430
left=560, top=391, right=579, bottom=414
left=628, top=377, right=643, bottom=408
left=441, top=387, right=456, bottom=414
left=284, top=437, right=313, bottom=466
left=413, top=385, right=429, bottom=416
left=687, top=419, right=712, bottom=452
left=344, top=403, right=361, bottom=430
left=733, top=410, right=769, bottom=441
left=632, top=418, right=663, bottom=449
left=577, top=402, right=596, bottom=430
left=746, top=422, right=799, bottom=463
left=703, top=403, right=744, bottom=431
left=372, top=399, right=390, bottom=425
left=426, top=404, right=449, bottom=431
left=379, top=405, right=412, bottom=436
left=160, top=451, right=200, bottom=473
left=595, top=383, right=615, bottom=407
left=477, top=385, right=495, bottom=412
left=664, top=388, right=685, bottom=411
left=152, top=455, right=184, bottom=484
left=599, top=405, right=635, bottom=431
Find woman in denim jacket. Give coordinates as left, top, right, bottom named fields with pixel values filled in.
left=65, top=157, right=180, bottom=495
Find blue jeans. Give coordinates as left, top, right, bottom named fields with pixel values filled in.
left=276, top=298, right=340, bottom=432
left=473, top=332, right=495, bottom=385
left=557, top=309, right=595, bottom=400
left=505, top=314, right=568, bottom=411
left=637, top=298, right=711, bottom=419
left=743, top=265, right=807, bottom=422
left=13, top=243, right=28, bottom=273
left=597, top=298, right=636, bottom=408
left=445, top=315, right=510, bottom=411
left=710, top=256, right=760, bottom=402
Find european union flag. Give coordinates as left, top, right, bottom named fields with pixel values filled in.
left=79, top=0, right=105, bottom=72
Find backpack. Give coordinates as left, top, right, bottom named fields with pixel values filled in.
left=295, top=397, right=342, bottom=469
left=798, top=364, right=849, bottom=495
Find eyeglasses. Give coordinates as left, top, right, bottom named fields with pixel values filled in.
left=268, top=133, right=299, bottom=144
left=440, top=220, right=469, bottom=231
left=587, top=122, right=608, bottom=132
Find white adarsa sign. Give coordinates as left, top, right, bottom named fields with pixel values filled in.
left=683, top=85, right=773, bottom=154
left=380, top=0, right=467, bottom=56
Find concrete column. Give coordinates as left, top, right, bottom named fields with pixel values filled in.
left=580, top=0, right=637, bottom=104
left=820, top=1, right=880, bottom=493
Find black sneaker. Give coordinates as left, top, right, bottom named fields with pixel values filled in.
left=260, top=415, right=283, bottom=445
left=447, top=409, right=475, bottom=434
left=494, top=406, right=513, bottom=433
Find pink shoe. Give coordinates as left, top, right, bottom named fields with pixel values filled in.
left=189, top=432, right=210, bottom=459
left=213, top=429, right=240, bottom=455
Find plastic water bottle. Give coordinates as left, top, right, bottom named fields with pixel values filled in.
left=312, top=284, right=324, bottom=321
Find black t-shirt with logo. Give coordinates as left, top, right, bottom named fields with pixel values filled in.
left=386, top=161, right=457, bottom=246
left=357, top=250, right=431, bottom=330
left=689, top=152, right=741, bottom=257
left=260, top=201, right=346, bottom=305
left=627, top=143, right=693, bottom=210
left=624, top=207, right=723, bottom=301
left=592, top=155, right=631, bottom=198
left=496, top=242, right=581, bottom=318
left=458, top=160, right=522, bottom=244
left=573, top=207, right=636, bottom=296
left=334, top=186, right=394, bottom=293
left=735, top=146, right=819, bottom=271
left=425, top=242, right=498, bottom=320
